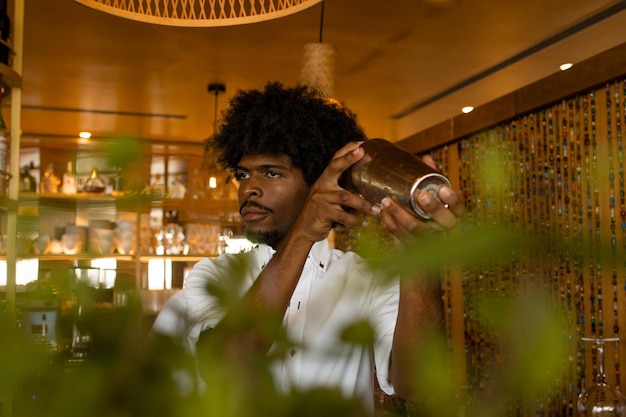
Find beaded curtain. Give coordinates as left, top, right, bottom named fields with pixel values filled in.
left=431, top=79, right=626, bottom=415
left=335, top=79, right=626, bottom=415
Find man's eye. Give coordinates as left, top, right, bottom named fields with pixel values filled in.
left=235, top=172, right=249, bottom=180
left=267, top=171, right=281, bottom=178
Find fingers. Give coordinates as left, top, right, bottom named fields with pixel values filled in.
left=414, top=187, right=463, bottom=230
left=416, top=155, right=464, bottom=218
left=298, top=142, right=380, bottom=240
left=413, top=194, right=456, bottom=230
left=378, top=184, right=465, bottom=243
left=326, top=141, right=365, bottom=176
left=320, top=141, right=380, bottom=217
left=437, top=186, right=465, bottom=218
left=421, top=154, right=437, bottom=170
left=379, top=198, right=433, bottom=241
left=334, top=141, right=364, bottom=158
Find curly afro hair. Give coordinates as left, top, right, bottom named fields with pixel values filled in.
left=208, top=82, right=367, bottom=185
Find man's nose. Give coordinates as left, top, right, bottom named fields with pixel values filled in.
left=239, top=176, right=262, bottom=197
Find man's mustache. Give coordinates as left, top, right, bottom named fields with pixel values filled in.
left=239, top=200, right=274, bottom=214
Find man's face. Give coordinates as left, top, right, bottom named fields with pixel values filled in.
left=235, top=154, right=311, bottom=248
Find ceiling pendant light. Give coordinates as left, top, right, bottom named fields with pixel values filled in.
left=181, top=82, right=237, bottom=223
left=298, top=1, right=335, bottom=98
left=204, top=83, right=227, bottom=192
left=73, top=0, right=323, bottom=27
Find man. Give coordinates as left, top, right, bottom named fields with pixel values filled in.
left=153, top=82, right=464, bottom=413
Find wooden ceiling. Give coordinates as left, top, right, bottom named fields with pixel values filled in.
left=16, top=0, right=626, bottom=146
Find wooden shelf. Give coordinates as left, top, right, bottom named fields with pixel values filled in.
left=0, top=61, right=22, bottom=91
left=17, top=192, right=239, bottom=213
left=139, top=255, right=207, bottom=262
left=0, top=195, right=17, bottom=211
left=18, top=254, right=135, bottom=262
left=4, top=254, right=209, bottom=263
left=19, top=192, right=152, bottom=207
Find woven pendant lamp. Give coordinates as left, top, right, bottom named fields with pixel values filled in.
left=298, top=1, right=334, bottom=98
left=74, top=0, right=322, bottom=27
left=299, top=42, right=335, bottom=98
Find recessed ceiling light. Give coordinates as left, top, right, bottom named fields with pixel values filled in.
left=462, top=106, right=474, bottom=114
left=560, top=63, right=573, bottom=71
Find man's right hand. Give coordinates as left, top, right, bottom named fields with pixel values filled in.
left=292, top=142, right=381, bottom=244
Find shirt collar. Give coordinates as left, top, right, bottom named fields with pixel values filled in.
left=254, top=239, right=333, bottom=273
left=309, top=240, right=333, bottom=272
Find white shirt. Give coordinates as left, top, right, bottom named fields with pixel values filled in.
left=153, top=239, right=399, bottom=411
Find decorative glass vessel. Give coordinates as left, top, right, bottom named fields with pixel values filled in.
left=577, top=337, right=626, bottom=417
left=83, top=167, right=106, bottom=194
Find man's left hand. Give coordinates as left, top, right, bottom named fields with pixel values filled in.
left=378, top=155, right=464, bottom=243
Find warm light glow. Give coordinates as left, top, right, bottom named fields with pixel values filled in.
left=462, top=106, right=474, bottom=114
left=208, top=176, right=217, bottom=189
left=79, top=131, right=92, bottom=139
left=224, top=238, right=255, bottom=254
left=560, top=62, right=573, bottom=71
left=148, top=259, right=172, bottom=290
left=0, top=259, right=39, bottom=286
left=91, top=258, right=117, bottom=288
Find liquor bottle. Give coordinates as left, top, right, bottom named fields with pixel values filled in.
left=83, top=167, right=106, bottom=194
left=61, top=161, right=77, bottom=194
left=19, top=164, right=36, bottom=192
left=110, top=167, right=125, bottom=196
left=149, top=173, right=165, bottom=198
left=169, top=174, right=186, bottom=199
left=40, top=163, right=60, bottom=194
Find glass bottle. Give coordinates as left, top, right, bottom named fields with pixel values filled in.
left=40, top=162, right=60, bottom=194
left=110, top=167, right=125, bottom=196
left=83, top=166, right=106, bottom=194
left=149, top=173, right=166, bottom=198
left=61, top=161, right=77, bottom=195
left=19, top=164, right=37, bottom=192
left=169, top=173, right=186, bottom=199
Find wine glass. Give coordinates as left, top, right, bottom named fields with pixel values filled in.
left=577, top=337, right=626, bottom=416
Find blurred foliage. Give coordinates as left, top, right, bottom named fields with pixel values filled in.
left=0, top=140, right=570, bottom=417
left=0, top=222, right=569, bottom=417
left=103, top=136, right=145, bottom=170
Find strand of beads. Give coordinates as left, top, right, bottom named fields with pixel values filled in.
left=571, top=94, right=588, bottom=394
left=557, top=99, right=576, bottom=413
left=591, top=90, right=603, bottom=342
left=617, top=78, right=625, bottom=390
left=555, top=99, right=576, bottom=412
left=606, top=82, right=621, bottom=392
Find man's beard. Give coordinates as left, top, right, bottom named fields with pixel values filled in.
left=240, top=200, right=284, bottom=247
left=246, top=229, right=282, bottom=247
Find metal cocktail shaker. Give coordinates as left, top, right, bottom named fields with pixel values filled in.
left=339, top=138, right=451, bottom=220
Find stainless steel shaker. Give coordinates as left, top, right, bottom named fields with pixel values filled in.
left=339, top=138, right=451, bottom=220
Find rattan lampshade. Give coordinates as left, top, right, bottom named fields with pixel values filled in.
left=74, top=0, right=322, bottom=27
left=298, top=42, right=335, bottom=98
